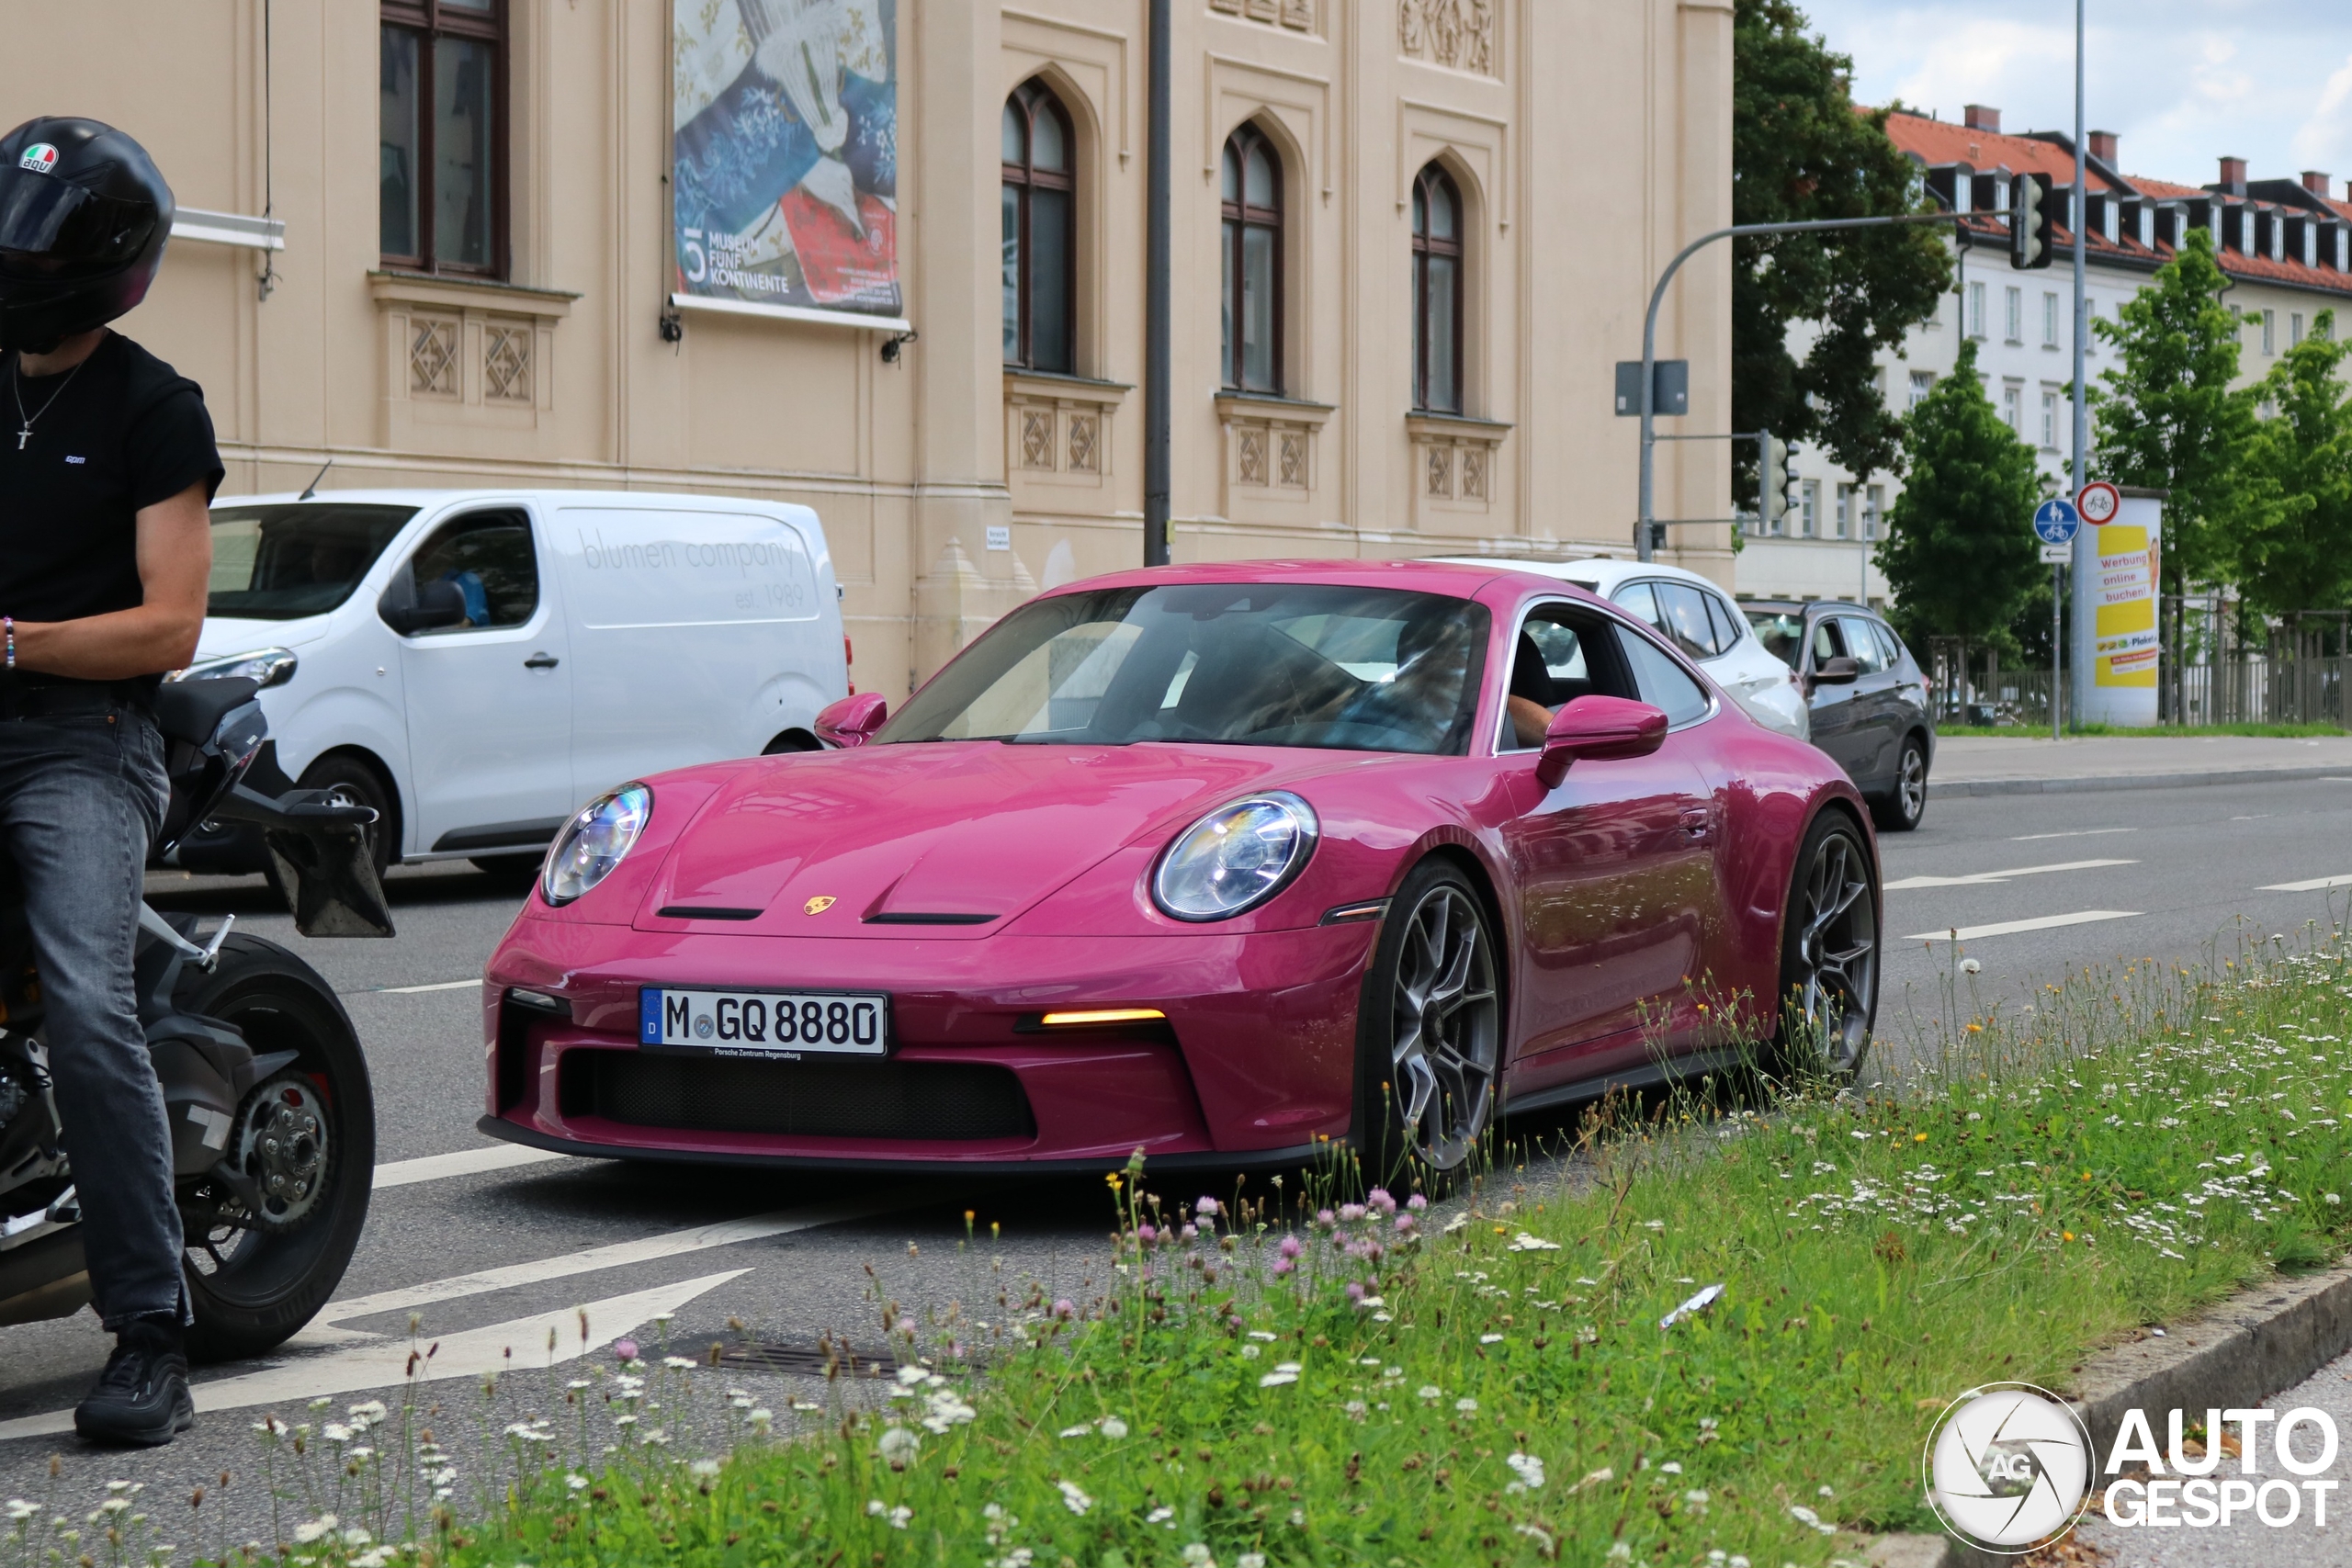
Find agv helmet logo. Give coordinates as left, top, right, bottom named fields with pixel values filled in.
left=18, top=143, right=59, bottom=175
left=1923, top=1382, right=2093, bottom=1552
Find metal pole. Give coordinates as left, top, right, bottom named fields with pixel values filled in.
left=1636, top=212, right=1963, bottom=563
left=1142, top=0, right=1172, bottom=568
left=2066, top=0, right=2087, bottom=732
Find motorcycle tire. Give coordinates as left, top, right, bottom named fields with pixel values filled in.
left=172, top=933, right=375, bottom=1363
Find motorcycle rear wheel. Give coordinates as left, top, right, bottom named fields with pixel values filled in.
left=172, top=933, right=375, bottom=1362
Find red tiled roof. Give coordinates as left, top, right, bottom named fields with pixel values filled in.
left=1882, top=112, right=2126, bottom=190
left=1875, top=112, right=2352, bottom=299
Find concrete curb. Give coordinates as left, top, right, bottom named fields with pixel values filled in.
left=1867, top=1259, right=2352, bottom=1566
left=1928, top=763, right=2352, bottom=799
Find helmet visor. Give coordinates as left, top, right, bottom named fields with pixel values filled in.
left=0, top=168, right=151, bottom=275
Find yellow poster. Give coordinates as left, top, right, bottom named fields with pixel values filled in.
left=2091, top=524, right=2158, bottom=688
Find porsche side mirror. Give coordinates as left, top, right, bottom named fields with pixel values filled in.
left=1811, top=656, right=1860, bottom=686
left=816, top=693, right=888, bottom=749
left=1534, top=694, right=1669, bottom=789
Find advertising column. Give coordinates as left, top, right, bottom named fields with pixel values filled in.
left=2070, top=489, right=2163, bottom=726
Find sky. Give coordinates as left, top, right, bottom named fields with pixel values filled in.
left=1792, top=0, right=2352, bottom=196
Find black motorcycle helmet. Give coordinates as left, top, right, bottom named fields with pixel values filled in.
left=0, top=117, right=173, bottom=354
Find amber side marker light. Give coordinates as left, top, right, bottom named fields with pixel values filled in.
left=1039, top=1008, right=1169, bottom=1027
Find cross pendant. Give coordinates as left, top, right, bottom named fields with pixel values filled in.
left=13, top=428, right=25, bottom=451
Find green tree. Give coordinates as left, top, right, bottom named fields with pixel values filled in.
left=1732, top=0, right=1950, bottom=497
left=1876, top=340, right=2048, bottom=654
left=2088, top=229, right=2260, bottom=594
left=2233, top=310, right=2352, bottom=618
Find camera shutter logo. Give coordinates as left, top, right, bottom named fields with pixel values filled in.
left=1922, top=1382, right=2092, bottom=1552
left=18, top=143, right=58, bottom=175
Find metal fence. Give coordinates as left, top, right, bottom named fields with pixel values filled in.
left=1926, top=641, right=2348, bottom=729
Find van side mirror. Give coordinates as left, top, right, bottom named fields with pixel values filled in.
left=1534, top=694, right=1668, bottom=790
left=379, top=579, right=467, bottom=636
left=1811, top=655, right=1860, bottom=686
left=815, top=693, right=888, bottom=749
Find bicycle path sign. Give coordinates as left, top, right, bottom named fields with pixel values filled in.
left=2033, top=498, right=2081, bottom=546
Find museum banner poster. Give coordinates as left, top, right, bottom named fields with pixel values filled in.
left=671, top=0, right=900, bottom=322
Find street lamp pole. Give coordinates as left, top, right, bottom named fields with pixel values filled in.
left=1637, top=211, right=1963, bottom=562
left=2064, top=0, right=2088, bottom=737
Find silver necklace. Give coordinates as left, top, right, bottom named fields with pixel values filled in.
left=12, top=354, right=89, bottom=451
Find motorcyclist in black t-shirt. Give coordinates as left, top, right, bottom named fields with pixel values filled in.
left=0, top=118, right=222, bottom=1446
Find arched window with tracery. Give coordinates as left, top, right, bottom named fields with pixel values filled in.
left=1412, top=164, right=1464, bottom=413
left=1220, top=124, right=1283, bottom=393
left=1001, top=79, right=1075, bottom=373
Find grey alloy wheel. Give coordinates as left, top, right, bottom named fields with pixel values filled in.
left=1779, top=818, right=1879, bottom=1079
left=1387, top=881, right=1502, bottom=1172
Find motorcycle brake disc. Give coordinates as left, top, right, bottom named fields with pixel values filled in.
left=229, top=1071, right=333, bottom=1232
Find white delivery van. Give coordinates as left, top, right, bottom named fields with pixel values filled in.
left=168, top=489, right=847, bottom=875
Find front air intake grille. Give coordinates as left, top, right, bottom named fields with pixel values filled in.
left=559, top=1051, right=1035, bottom=1143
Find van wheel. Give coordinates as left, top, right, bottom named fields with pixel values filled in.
left=762, top=731, right=820, bottom=756
left=294, top=755, right=396, bottom=876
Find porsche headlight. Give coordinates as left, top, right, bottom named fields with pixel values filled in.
left=542, top=784, right=652, bottom=907
left=1151, top=792, right=1319, bottom=922
left=168, top=647, right=298, bottom=688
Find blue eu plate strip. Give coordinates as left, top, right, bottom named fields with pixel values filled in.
left=639, top=989, right=663, bottom=1045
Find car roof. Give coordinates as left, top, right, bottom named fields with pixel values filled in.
left=1044, top=558, right=1605, bottom=603
left=211, top=488, right=820, bottom=517
left=1742, top=598, right=1876, bottom=618
left=1422, top=555, right=1731, bottom=596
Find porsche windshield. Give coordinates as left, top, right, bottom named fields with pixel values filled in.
left=207, top=502, right=418, bottom=621
left=877, top=584, right=1489, bottom=754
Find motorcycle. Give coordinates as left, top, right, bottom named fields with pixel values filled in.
left=0, top=676, right=393, bottom=1359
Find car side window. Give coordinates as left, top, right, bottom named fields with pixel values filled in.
left=1614, top=626, right=1713, bottom=728
left=1610, top=579, right=1663, bottom=631
left=404, top=513, right=541, bottom=634
left=1869, top=621, right=1906, bottom=671
left=1652, top=583, right=1722, bottom=660
left=1838, top=616, right=1887, bottom=674
left=1810, top=617, right=1846, bottom=667
left=1501, top=603, right=1639, bottom=750
left=1703, top=592, right=1746, bottom=654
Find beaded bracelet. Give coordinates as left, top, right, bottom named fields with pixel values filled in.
left=3, top=617, right=13, bottom=671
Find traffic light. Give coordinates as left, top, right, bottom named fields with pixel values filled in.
left=2011, top=172, right=2056, bottom=270
left=1759, top=434, right=1797, bottom=529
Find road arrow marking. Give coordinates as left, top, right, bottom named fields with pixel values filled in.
left=1882, top=858, right=2137, bottom=892
left=373, top=1145, right=565, bottom=1189
left=2261, top=874, right=2352, bottom=892
left=0, top=1269, right=748, bottom=1444
left=1905, top=910, right=2141, bottom=943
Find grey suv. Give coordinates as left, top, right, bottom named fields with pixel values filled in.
left=1742, top=600, right=1935, bottom=832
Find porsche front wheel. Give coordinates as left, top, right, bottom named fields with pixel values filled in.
left=1771, top=812, right=1880, bottom=1083
left=1353, top=861, right=1501, bottom=1195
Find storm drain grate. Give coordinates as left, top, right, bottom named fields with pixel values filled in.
left=716, top=1340, right=895, bottom=1378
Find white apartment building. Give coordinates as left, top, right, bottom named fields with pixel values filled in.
left=1741, top=107, right=2352, bottom=609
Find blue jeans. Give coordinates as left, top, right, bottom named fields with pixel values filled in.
left=0, top=701, right=178, bottom=1327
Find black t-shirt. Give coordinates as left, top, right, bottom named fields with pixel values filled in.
left=0, top=332, right=224, bottom=652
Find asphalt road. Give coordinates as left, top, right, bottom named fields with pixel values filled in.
left=4, top=774, right=2352, bottom=1544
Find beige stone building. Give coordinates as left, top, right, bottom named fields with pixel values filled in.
left=5, top=0, right=1734, bottom=694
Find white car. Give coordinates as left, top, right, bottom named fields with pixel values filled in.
left=169, top=488, right=848, bottom=875
left=1426, top=557, right=1809, bottom=740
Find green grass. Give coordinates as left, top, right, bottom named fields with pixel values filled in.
left=58, top=933, right=2352, bottom=1568
left=1938, top=722, right=2346, bottom=739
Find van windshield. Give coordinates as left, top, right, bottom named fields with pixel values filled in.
left=208, top=503, right=417, bottom=621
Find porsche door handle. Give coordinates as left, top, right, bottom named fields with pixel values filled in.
left=524, top=652, right=560, bottom=670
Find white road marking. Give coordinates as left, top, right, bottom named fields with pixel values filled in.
left=2261, top=874, right=2352, bottom=893
left=315, top=1197, right=911, bottom=1328
left=373, top=1145, right=566, bottom=1189
left=1882, top=858, right=2137, bottom=893
left=373, top=978, right=482, bottom=994
left=1904, top=911, right=2142, bottom=943
left=2009, top=828, right=2137, bottom=841
left=0, top=1270, right=747, bottom=1443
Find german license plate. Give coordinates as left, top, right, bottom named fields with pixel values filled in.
left=638, top=987, right=889, bottom=1057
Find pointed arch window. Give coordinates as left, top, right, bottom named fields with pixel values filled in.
left=1411, top=164, right=1464, bottom=413
left=1220, top=125, right=1283, bottom=393
left=1002, top=80, right=1076, bottom=373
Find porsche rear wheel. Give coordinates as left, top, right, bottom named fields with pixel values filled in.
left=1770, top=812, right=1879, bottom=1083
left=1353, top=861, right=1501, bottom=1195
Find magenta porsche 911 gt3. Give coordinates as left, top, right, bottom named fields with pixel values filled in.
left=478, top=560, right=1879, bottom=1184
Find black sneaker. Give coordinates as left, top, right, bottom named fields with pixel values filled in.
left=74, top=1315, right=193, bottom=1448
